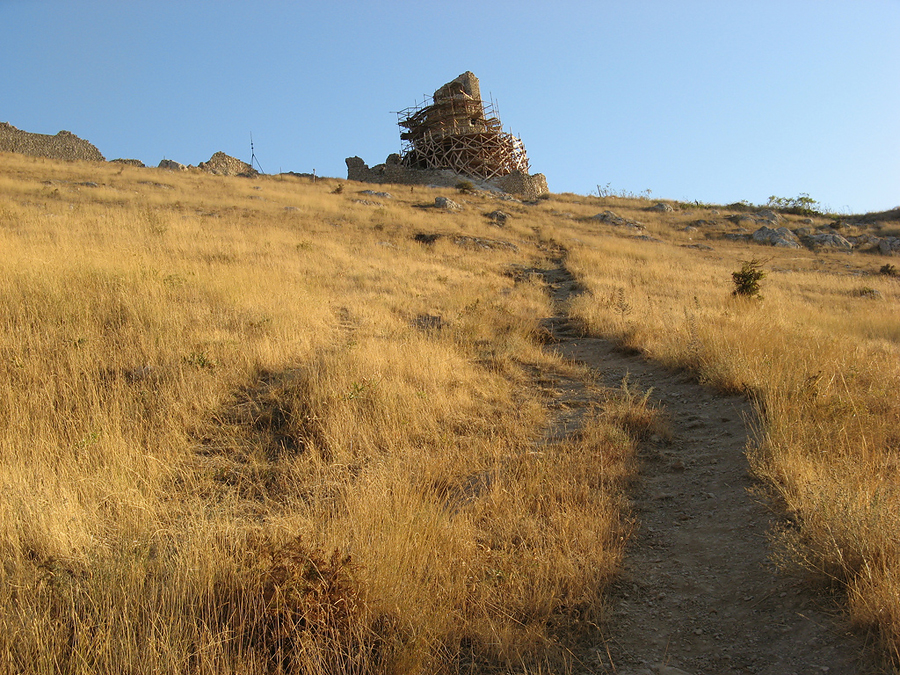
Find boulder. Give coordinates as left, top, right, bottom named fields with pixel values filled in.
left=198, top=151, right=257, bottom=177
left=158, top=159, right=187, bottom=171
left=878, top=237, right=900, bottom=255
left=592, top=210, right=627, bottom=225
left=485, top=210, right=509, bottom=226
left=754, top=209, right=782, bottom=224
left=435, top=196, right=462, bottom=210
left=649, top=202, right=674, bottom=213
left=805, top=232, right=853, bottom=250
left=751, top=225, right=800, bottom=248
left=111, top=158, right=146, bottom=167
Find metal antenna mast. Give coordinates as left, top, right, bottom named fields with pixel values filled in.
left=250, top=132, right=264, bottom=174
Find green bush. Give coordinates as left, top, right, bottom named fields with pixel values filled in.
left=732, top=259, right=766, bottom=298
left=455, top=180, right=475, bottom=194
left=766, top=193, right=822, bottom=217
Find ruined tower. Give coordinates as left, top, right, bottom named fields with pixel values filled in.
left=397, top=72, right=530, bottom=180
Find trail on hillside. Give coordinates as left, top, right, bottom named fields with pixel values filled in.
left=532, top=259, right=886, bottom=675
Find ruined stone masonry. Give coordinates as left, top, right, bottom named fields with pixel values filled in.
left=346, top=72, right=548, bottom=199
left=0, top=122, right=105, bottom=162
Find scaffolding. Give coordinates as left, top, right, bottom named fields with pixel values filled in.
left=396, top=84, right=530, bottom=180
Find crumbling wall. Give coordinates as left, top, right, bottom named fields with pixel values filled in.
left=494, top=171, right=549, bottom=200
left=0, top=122, right=105, bottom=162
left=346, top=155, right=548, bottom=199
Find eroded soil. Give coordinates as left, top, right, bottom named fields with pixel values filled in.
left=534, top=261, right=887, bottom=675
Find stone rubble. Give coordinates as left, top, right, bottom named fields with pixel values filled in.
left=0, top=122, right=104, bottom=162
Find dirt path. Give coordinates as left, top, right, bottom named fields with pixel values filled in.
left=534, top=261, right=886, bottom=675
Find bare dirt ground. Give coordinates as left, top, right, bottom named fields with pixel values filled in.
left=534, top=260, right=888, bottom=675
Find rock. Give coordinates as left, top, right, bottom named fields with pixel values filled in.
left=649, top=202, right=674, bottom=212
left=593, top=210, right=626, bottom=225
left=878, top=237, right=900, bottom=255
left=751, top=225, right=800, bottom=248
left=435, top=196, right=462, bottom=210
left=158, top=159, right=187, bottom=171
left=0, top=122, right=105, bottom=162
left=111, top=158, right=145, bottom=167
left=198, top=151, right=257, bottom=177
left=729, top=214, right=756, bottom=225
left=805, top=232, right=853, bottom=250
left=485, top=210, right=509, bottom=226
left=360, top=190, right=393, bottom=199
left=754, top=209, right=782, bottom=223
left=453, top=236, right=518, bottom=252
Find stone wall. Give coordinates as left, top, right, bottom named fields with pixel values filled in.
left=0, top=122, right=104, bottom=162
left=346, top=155, right=548, bottom=199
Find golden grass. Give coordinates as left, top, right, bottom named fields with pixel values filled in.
left=4, top=152, right=898, bottom=670
left=552, top=195, right=900, bottom=664
left=0, top=153, right=646, bottom=673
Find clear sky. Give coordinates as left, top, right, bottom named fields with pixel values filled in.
left=3, top=0, right=898, bottom=213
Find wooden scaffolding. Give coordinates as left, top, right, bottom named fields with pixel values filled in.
left=397, top=91, right=530, bottom=180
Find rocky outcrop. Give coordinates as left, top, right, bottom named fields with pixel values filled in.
left=434, top=196, right=462, bottom=211
left=803, top=232, right=853, bottom=250
left=346, top=155, right=548, bottom=199
left=751, top=225, right=801, bottom=248
left=878, top=237, right=900, bottom=255
left=0, top=122, right=104, bottom=162
left=198, top=151, right=257, bottom=177
left=111, top=158, right=145, bottom=167
left=158, top=159, right=188, bottom=171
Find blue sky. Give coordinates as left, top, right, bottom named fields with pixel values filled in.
left=3, top=0, right=898, bottom=213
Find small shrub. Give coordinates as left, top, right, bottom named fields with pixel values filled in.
left=879, top=263, right=898, bottom=277
left=767, top=193, right=822, bottom=217
left=331, top=184, right=344, bottom=194
left=731, top=259, right=766, bottom=298
left=455, top=180, right=475, bottom=194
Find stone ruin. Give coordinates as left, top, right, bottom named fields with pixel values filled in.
left=0, top=121, right=258, bottom=179
left=346, top=72, right=547, bottom=199
left=0, top=122, right=105, bottom=162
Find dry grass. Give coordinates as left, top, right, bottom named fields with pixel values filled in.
left=0, top=154, right=644, bottom=673
left=5, top=153, right=899, bottom=670
left=550, top=194, right=900, bottom=664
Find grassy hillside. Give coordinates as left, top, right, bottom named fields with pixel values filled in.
left=1, top=152, right=898, bottom=672
left=0, top=154, right=646, bottom=673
